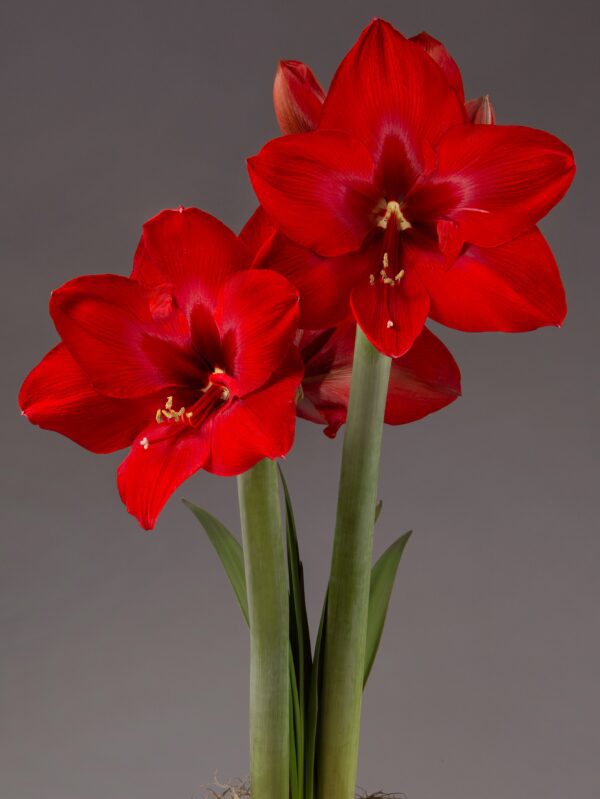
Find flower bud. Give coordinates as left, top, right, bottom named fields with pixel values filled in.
left=273, top=60, right=326, bottom=135
left=465, top=94, right=496, bottom=125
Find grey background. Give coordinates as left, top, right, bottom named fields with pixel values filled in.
left=2, top=1, right=598, bottom=797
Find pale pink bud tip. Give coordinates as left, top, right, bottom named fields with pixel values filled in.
left=465, top=94, right=496, bottom=125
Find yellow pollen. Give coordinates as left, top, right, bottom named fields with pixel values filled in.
left=374, top=251, right=405, bottom=287
left=156, top=396, right=187, bottom=424
left=377, top=200, right=412, bottom=231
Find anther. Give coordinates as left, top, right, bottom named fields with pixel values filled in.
left=386, top=320, right=394, bottom=328
left=140, top=437, right=149, bottom=450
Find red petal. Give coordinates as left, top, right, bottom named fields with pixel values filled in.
left=117, top=425, right=211, bottom=530
left=216, top=270, right=300, bottom=395
left=273, top=60, right=326, bottom=135
left=410, top=31, right=465, bottom=103
left=239, top=207, right=277, bottom=264
left=132, top=207, right=250, bottom=316
left=248, top=130, right=378, bottom=258
left=406, top=124, right=575, bottom=248
left=410, top=227, right=567, bottom=331
left=257, top=232, right=364, bottom=329
left=350, top=256, right=430, bottom=358
left=385, top=327, right=461, bottom=424
left=320, top=20, right=466, bottom=193
left=50, top=274, right=203, bottom=398
left=465, top=95, right=496, bottom=125
left=19, top=343, right=159, bottom=454
left=298, top=322, right=460, bottom=436
left=298, top=325, right=354, bottom=437
left=207, top=348, right=303, bottom=475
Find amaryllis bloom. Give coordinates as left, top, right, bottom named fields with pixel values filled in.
left=298, top=320, right=461, bottom=438
left=248, top=19, right=575, bottom=357
left=19, top=208, right=302, bottom=529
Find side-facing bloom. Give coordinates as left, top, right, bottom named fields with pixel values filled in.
left=248, top=19, right=575, bottom=357
left=298, top=320, right=461, bottom=438
left=19, top=208, right=302, bottom=529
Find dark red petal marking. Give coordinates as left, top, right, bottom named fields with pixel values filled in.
left=406, top=123, right=575, bottom=248
left=320, top=19, right=466, bottom=188
left=248, top=130, right=378, bottom=258
left=216, top=269, right=300, bottom=395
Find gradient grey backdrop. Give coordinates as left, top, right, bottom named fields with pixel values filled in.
left=2, top=1, right=598, bottom=797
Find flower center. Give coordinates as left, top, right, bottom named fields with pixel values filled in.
left=376, top=200, right=412, bottom=232
left=368, top=201, right=409, bottom=295
left=154, top=369, right=230, bottom=430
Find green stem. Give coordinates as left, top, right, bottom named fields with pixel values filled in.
left=237, top=459, right=289, bottom=799
left=317, top=327, right=392, bottom=799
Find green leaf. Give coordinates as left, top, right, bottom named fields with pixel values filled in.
left=278, top=466, right=310, bottom=799
left=304, top=593, right=327, bottom=799
left=288, top=651, right=301, bottom=799
left=182, top=500, right=249, bottom=626
left=364, top=531, right=412, bottom=686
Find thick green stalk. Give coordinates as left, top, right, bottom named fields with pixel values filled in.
left=237, top=459, right=289, bottom=799
left=317, top=327, right=392, bottom=799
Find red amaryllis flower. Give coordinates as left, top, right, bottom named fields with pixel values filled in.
left=248, top=19, right=575, bottom=357
left=19, top=208, right=302, bottom=529
left=298, top=320, right=461, bottom=438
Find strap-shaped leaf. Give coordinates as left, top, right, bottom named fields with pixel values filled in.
left=364, top=531, right=412, bottom=686
left=182, top=500, right=249, bottom=626
left=305, top=593, right=327, bottom=799
left=278, top=466, right=311, bottom=799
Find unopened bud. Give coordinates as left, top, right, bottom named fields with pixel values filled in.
left=465, top=94, right=496, bottom=125
left=273, top=60, right=326, bottom=135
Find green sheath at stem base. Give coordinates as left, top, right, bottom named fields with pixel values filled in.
left=317, top=327, right=392, bottom=799
left=237, top=459, right=289, bottom=799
